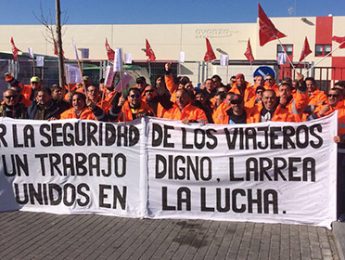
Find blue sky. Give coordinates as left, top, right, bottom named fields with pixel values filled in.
left=0, top=0, right=344, bottom=24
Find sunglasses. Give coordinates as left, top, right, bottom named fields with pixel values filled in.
left=4, top=95, right=17, bottom=99
left=328, top=94, right=339, bottom=98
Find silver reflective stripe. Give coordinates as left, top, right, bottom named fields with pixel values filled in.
left=291, top=100, right=298, bottom=114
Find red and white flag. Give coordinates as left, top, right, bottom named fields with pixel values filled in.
left=299, top=37, right=312, bottom=62
left=203, top=38, right=216, bottom=62
left=145, top=39, right=156, bottom=61
left=105, top=38, right=115, bottom=61
left=332, top=36, right=345, bottom=49
left=258, top=4, right=286, bottom=46
left=244, top=39, right=255, bottom=63
left=10, top=37, right=20, bottom=61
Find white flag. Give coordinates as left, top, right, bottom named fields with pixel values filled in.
left=220, top=54, right=229, bottom=66
left=105, top=65, right=116, bottom=87
left=35, top=56, right=44, bottom=67
left=277, top=53, right=287, bottom=65
left=28, top=48, right=34, bottom=59
left=124, top=53, right=132, bottom=64
left=113, top=48, right=123, bottom=72
left=65, top=64, right=82, bottom=84
left=72, top=40, right=80, bottom=62
left=179, top=51, right=185, bottom=63
left=115, top=72, right=132, bottom=93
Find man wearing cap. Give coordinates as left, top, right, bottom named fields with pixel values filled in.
left=0, top=88, right=27, bottom=119
left=4, top=73, right=23, bottom=89
left=231, top=73, right=255, bottom=108
left=20, top=76, right=42, bottom=107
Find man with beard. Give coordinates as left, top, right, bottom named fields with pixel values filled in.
left=0, top=88, right=27, bottom=119
left=115, top=87, right=154, bottom=122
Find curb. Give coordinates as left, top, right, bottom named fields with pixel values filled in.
left=333, top=222, right=345, bottom=260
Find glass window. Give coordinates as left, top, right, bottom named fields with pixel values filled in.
left=315, top=44, right=332, bottom=56
left=277, top=44, right=293, bottom=56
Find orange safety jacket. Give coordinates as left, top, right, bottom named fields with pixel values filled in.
left=60, top=107, right=96, bottom=120
left=248, top=104, right=295, bottom=123
left=162, top=103, right=207, bottom=122
left=21, top=85, right=33, bottom=107
left=264, top=83, right=279, bottom=95
left=230, top=82, right=256, bottom=108
left=284, top=91, right=309, bottom=122
left=302, top=89, right=328, bottom=121
left=118, top=100, right=154, bottom=122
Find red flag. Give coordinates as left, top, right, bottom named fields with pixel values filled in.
left=105, top=38, right=115, bottom=61
left=299, top=37, right=312, bottom=62
left=145, top=39, right=156, bottom=61
left=244, top=39, right=254, bottom=63
left=258, top=4, right=286, bottom=46
left=332, top=36, right=345, bottom=49
left=203, top=38, right=216, bottom=62
left=10, top=37, right=20, bottom=61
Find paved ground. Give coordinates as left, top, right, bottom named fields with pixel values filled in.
left=0, top=211, right=340, bottom=260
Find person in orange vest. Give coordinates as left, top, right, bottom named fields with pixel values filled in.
left=60, top=92, right=106, bottom=120
left=248, top=89, right=295, bottom=123
left=315, top=87, right=345, bottom=221
left=278, top=80, right=308, bottom=122
left=114, top=87, right=154, bottom=122
left=164, top=63, right=191, bottom=102
left=4, top=72, right=23, bottom=89
left=334, top=81, right=345, bottom=105
left=302, top=77, right=328, bottom=120
left=253, top=75, right=265, bottom=89
left=264, top=74, right=279, bottom=95
left=20, top=76, right=42, bottom=107
left=141, top=85, right=173, bottom=118
left=162, top=89, right=207, bottom=124
left=212, top=92, right=233, bottom=124
left=231, top=73, right=256, bottom=108
left=86, top=85, right=112, bottom=113
left=213, top=94, right=249, bottom=124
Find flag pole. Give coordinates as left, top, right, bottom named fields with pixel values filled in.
left=305, top=42, right=345, bottom=75
left=276, top=37, right=295, bottom=70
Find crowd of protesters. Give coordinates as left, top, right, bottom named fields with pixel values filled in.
left=1, top=63, right=345, bottom=219
left=1, top=63, right=345, bottom=145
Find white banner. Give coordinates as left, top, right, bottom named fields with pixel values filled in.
left=0, top=114, right=338, bottom=227
left=0, top=118, right=144, bottom=217
left=146, top=114, right=337, bottom=227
